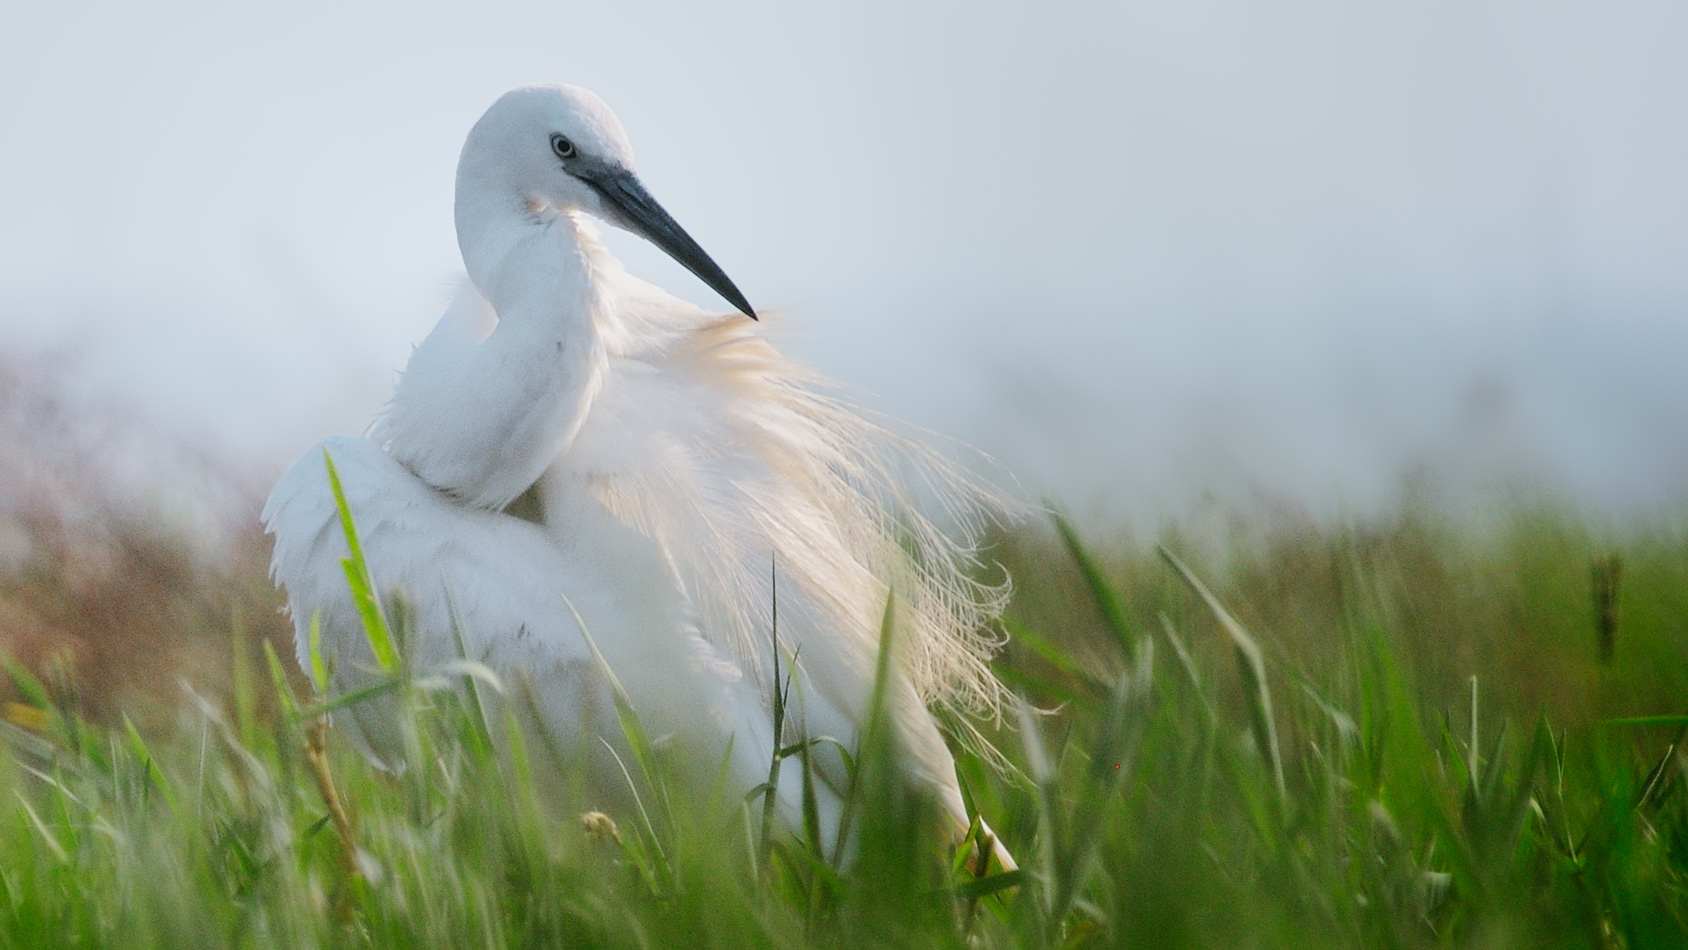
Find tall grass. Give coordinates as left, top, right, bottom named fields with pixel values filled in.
left=0, top=495, right=1685, bottom=947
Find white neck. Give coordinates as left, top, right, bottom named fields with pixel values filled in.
left=375, top=179, right=609, bottom=510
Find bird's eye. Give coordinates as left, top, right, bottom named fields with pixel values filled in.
left=550, top=134, right=576, bottom=159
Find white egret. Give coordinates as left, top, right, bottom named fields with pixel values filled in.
left=263, top=84, right=1014, bottom=867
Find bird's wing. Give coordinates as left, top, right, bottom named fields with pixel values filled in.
left=257, top=435, right=622, bottom=761
left=263, top=436, right=611, bottom=762
left=263, top=437, right=592, bottom=668
left=556, top=273, right=1021, bottom=842
left=579, top=301, right=1013, bottom=706
left=262, top=436, right=824, bottom=828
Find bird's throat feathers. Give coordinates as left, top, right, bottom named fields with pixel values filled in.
left=377, top=212, right=612, bottom=511
left=458, top=201, right=608, bottom=327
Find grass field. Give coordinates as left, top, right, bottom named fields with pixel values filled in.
left=0, top=497, right=1685, bottom=948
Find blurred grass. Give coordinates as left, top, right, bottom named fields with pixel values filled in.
left=987, top=506, right=1688, bottom=946
left=2, top=353, right=1686, bottom=946
left=0, top=495, right=1680, bottom=947
left=997, top=503, right=1688, bottom=737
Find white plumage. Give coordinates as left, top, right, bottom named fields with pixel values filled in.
left=263, top=84, right=1013, bottom=864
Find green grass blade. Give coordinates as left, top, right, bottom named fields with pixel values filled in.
left=1004, top=618, right=1109, bottom=696
left=1053, top=513, right=1135, bottom=652
left=300, top=678, right=403, bottom=717
left=121, top=716, right=178, bottom=813
left=307, top=611, right=330, bottom=695
left=832, top=593, right=900, bottom=862
left=322, top=448, right=400, bottom=673
left=0, top=656, right=68, bottom=747
left=14, top=792, right=69, bottom=865
left=1159, top=545, right=1287, bottom=805
left=441, top=580, right=496, bottom=755
left=950, top=868, right=1026, bottom=901
left=1604, top=715, right=1688, bottom=727
left=260, top=640, right=300, bottom=724
left=560, top=591, right=671, bottom=864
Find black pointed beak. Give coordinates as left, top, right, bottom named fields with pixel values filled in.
left=580, top=168, right=756, bottom=320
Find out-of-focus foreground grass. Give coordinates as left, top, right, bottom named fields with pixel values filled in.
left=0, top=356, right=1684, bottom=947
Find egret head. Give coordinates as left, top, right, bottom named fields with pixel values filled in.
left=462, top=84, right=755, bottom=319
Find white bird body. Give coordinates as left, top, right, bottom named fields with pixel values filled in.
left=264, top=84, right=1012, bottom=864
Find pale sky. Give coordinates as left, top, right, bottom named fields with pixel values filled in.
left=2, top=0, right=1684, bottom=524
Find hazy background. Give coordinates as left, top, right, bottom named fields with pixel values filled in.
left=2, top=0, right=1684, bottom=529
